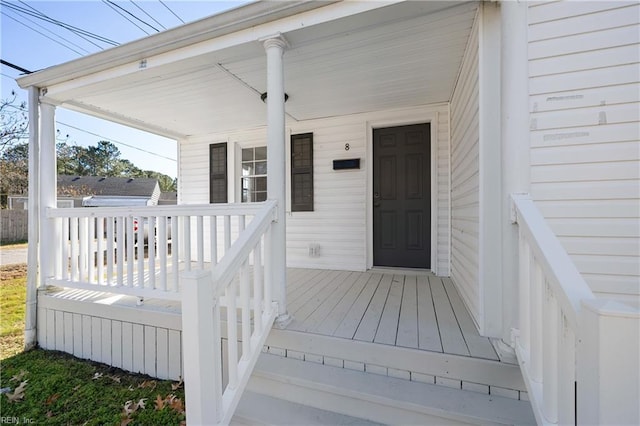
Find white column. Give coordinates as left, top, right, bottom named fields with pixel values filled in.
left=263, top=34, right=290, bottom=325
left=500, top=0, right=530, bottom=345
left=39, top=100, right=58, bottom=287
left=24, top=86, right=40, bottom=350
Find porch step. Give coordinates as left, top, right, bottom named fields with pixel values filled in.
left=233, top=392, right=382, bottom=425
left=245, top=353, right=536, bottom=425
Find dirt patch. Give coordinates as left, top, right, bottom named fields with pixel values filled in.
left=1, top=263, right=27, bottom=281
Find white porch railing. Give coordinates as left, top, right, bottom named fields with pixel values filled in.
left=511, top=194, right=639, bottom=425
left=46, top=202, right=271, bottom=300
left=47, top=200, right=279, bottom=424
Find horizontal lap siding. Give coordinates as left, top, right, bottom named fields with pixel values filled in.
left=528, top=1, right=640, bottom=300
left=450, top=14, right=480, bottom=325
left=180, top=105, right=450, bottom=273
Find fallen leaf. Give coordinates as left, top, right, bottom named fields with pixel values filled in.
left=171, top=376, right=183, bottom=391
left=46, top=393, right=60, bottom=405
left=109, top=375, right=122, bottom=383
left=169, top=397, right=185, bottom=414
left=136, top=398, right=147, bottom=410
left=128, top=385, right=135, bottom=391
left=137, top=380, right=157, bottom=390
left=6, top=381, right=27, bottom=403
left=122, top=400, right=136, bottom=416
left=10, top=370, right=28, bottom=382
left=154, top=394, right=165, bottom=410
left=92, top=373, right=103, bottom=380
left=46, top=411, right=54, bottom=418
left=120, top=418, right=133, bottom=426
left=14, top=380, right=28, bottom=394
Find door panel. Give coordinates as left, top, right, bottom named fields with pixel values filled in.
left=373, top=124, right=430, bottom=268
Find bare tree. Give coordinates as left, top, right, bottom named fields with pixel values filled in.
left=0, top=91, right=28, bottom=152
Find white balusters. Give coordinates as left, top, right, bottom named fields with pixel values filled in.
left=158, top=216, right=167, bottom=291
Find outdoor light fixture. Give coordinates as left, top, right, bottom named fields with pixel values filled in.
left=260, top=92, right=289, bottom=103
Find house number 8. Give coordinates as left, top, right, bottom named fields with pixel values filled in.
left=345, top=143, right=350, bottom=151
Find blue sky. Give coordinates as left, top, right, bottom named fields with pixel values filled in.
left=1, top=0, right=251, bottom=178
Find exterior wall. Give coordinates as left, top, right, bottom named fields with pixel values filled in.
left=528, top=1, right=640, bottom=301
left=450, top=13, right=480, bottom=324
left=179, top=105, right=450, bottom=274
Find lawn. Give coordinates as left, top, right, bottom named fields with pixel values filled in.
left=0, top=265, right=187, bottom=424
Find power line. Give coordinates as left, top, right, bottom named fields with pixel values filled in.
left=2, top=1, right=119, bottom=48
left=0, top=59, right=32, bottom=74
left=102, top=0, right=151, bottom=36
left=4, top=6, right=92, bottom=55
left=104, top=0, right=160, bottom=33
left=56, top=121, right=177, bottom=162
left=1, top=11, right=87, bottom=57
left=130, top=0, right=167, bottom=30
left=158, top=0, right=184, bottom=24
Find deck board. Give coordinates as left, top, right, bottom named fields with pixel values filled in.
left=443, top=278, right=498, bottom=360
left=416, top=275, right=442, bottom=352
left=396, top=275, right=418, bottom=349
left=353, top=274, right=393, bottom=342
left=374, top=275, right=404, bottom=345
left=298, top=272, right=360, bottom=332
left=428, top=276, right=470, bottom=356
left=332, top=273, right=383, bottom=339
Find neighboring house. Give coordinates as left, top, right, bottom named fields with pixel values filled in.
left=8, top=175, right=161, bottom=208
left=158, top=191, right=178, bottom=206
left=16, top=1, right=639, bottom=425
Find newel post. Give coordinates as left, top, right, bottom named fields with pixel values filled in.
left=263, top=33, right=291, bottom=325
left=577, top=299, right=640, bottom=425
left=181, top=269, right=220, bottom=425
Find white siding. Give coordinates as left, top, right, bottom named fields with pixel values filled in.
left=179, top=105, right=450, bottom=273
left=528, top=1, right=640, bottom=300
left=450, top=13, right=480, bottom=324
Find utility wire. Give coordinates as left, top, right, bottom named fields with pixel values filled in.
left=56, top=121, right=177, bottom=162
left=0, top=59, right=32, bottom=74
left=1, top=11, right=87, bottom=57
left=104, top=0, right=160, bottom=33
left=102, top=0, right=151, bottom=36
left=5, top=6, right=91, bottom=55
left=3, top=1, right=119, bottom=48
left=158, top=0, right=184, bottom=24
left=130, top=0, right=167, bottom=30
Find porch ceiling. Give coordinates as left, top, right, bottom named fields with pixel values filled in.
left=38, top=1, right=478, bottom=139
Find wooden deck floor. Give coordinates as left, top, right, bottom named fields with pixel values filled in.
left=283, top=268, right=498, bottom=361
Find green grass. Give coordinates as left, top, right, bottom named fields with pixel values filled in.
left=0, top=269, right=187, bottom=424
left=0, top=276, right=27, bottom=358
left=0, top=241, right=27, bottom=248
left=1, top=350, right=186, bottom=425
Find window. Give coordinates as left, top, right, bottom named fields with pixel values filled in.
left=291, top=133, right=313, bottom=211
left=241, top=146, right=267, bottom=202
left=209, top=143, right=227, bottom=203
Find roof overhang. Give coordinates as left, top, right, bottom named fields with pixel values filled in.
left=17, top=0, right=479, bottom=140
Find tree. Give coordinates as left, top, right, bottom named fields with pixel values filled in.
left=0, top=91, right=28, bottom=153
left=0, top=142, right=29, bottom=205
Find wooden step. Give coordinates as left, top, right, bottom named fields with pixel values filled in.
left=246, top=353, right=536, bottom=425
left=233, top=392, right=383, bottom=425
left=266, top=328, right=527, bottom=395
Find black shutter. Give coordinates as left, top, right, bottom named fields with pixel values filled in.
left=209, top=143, right=227, bottom=203
left=291, top=133, right=313, bottom=212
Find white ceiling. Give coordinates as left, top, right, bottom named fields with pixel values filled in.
left=54, top=1, right=478, bottom=139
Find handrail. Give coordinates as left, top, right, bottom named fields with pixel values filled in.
left=212, top=199, right=277, bottom=294
left=511, top=194, right=595, bottom=326
left=47, top=201, right=271, bottom=218
left=511, top=193, right=596, bottom=425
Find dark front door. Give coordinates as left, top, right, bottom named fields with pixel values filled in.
left=373, top=124, right=431, bottom=268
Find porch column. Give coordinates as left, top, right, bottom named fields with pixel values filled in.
left=39, top=99, right=58, bottom=288
left=24, top=86, right=40, bottom=350
left=500, top=1, right=530, bottom=346
left=263, top=34, right=290, bottom=324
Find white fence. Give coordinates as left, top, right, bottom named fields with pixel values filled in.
left=511, top=194, right=639, bottom=425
